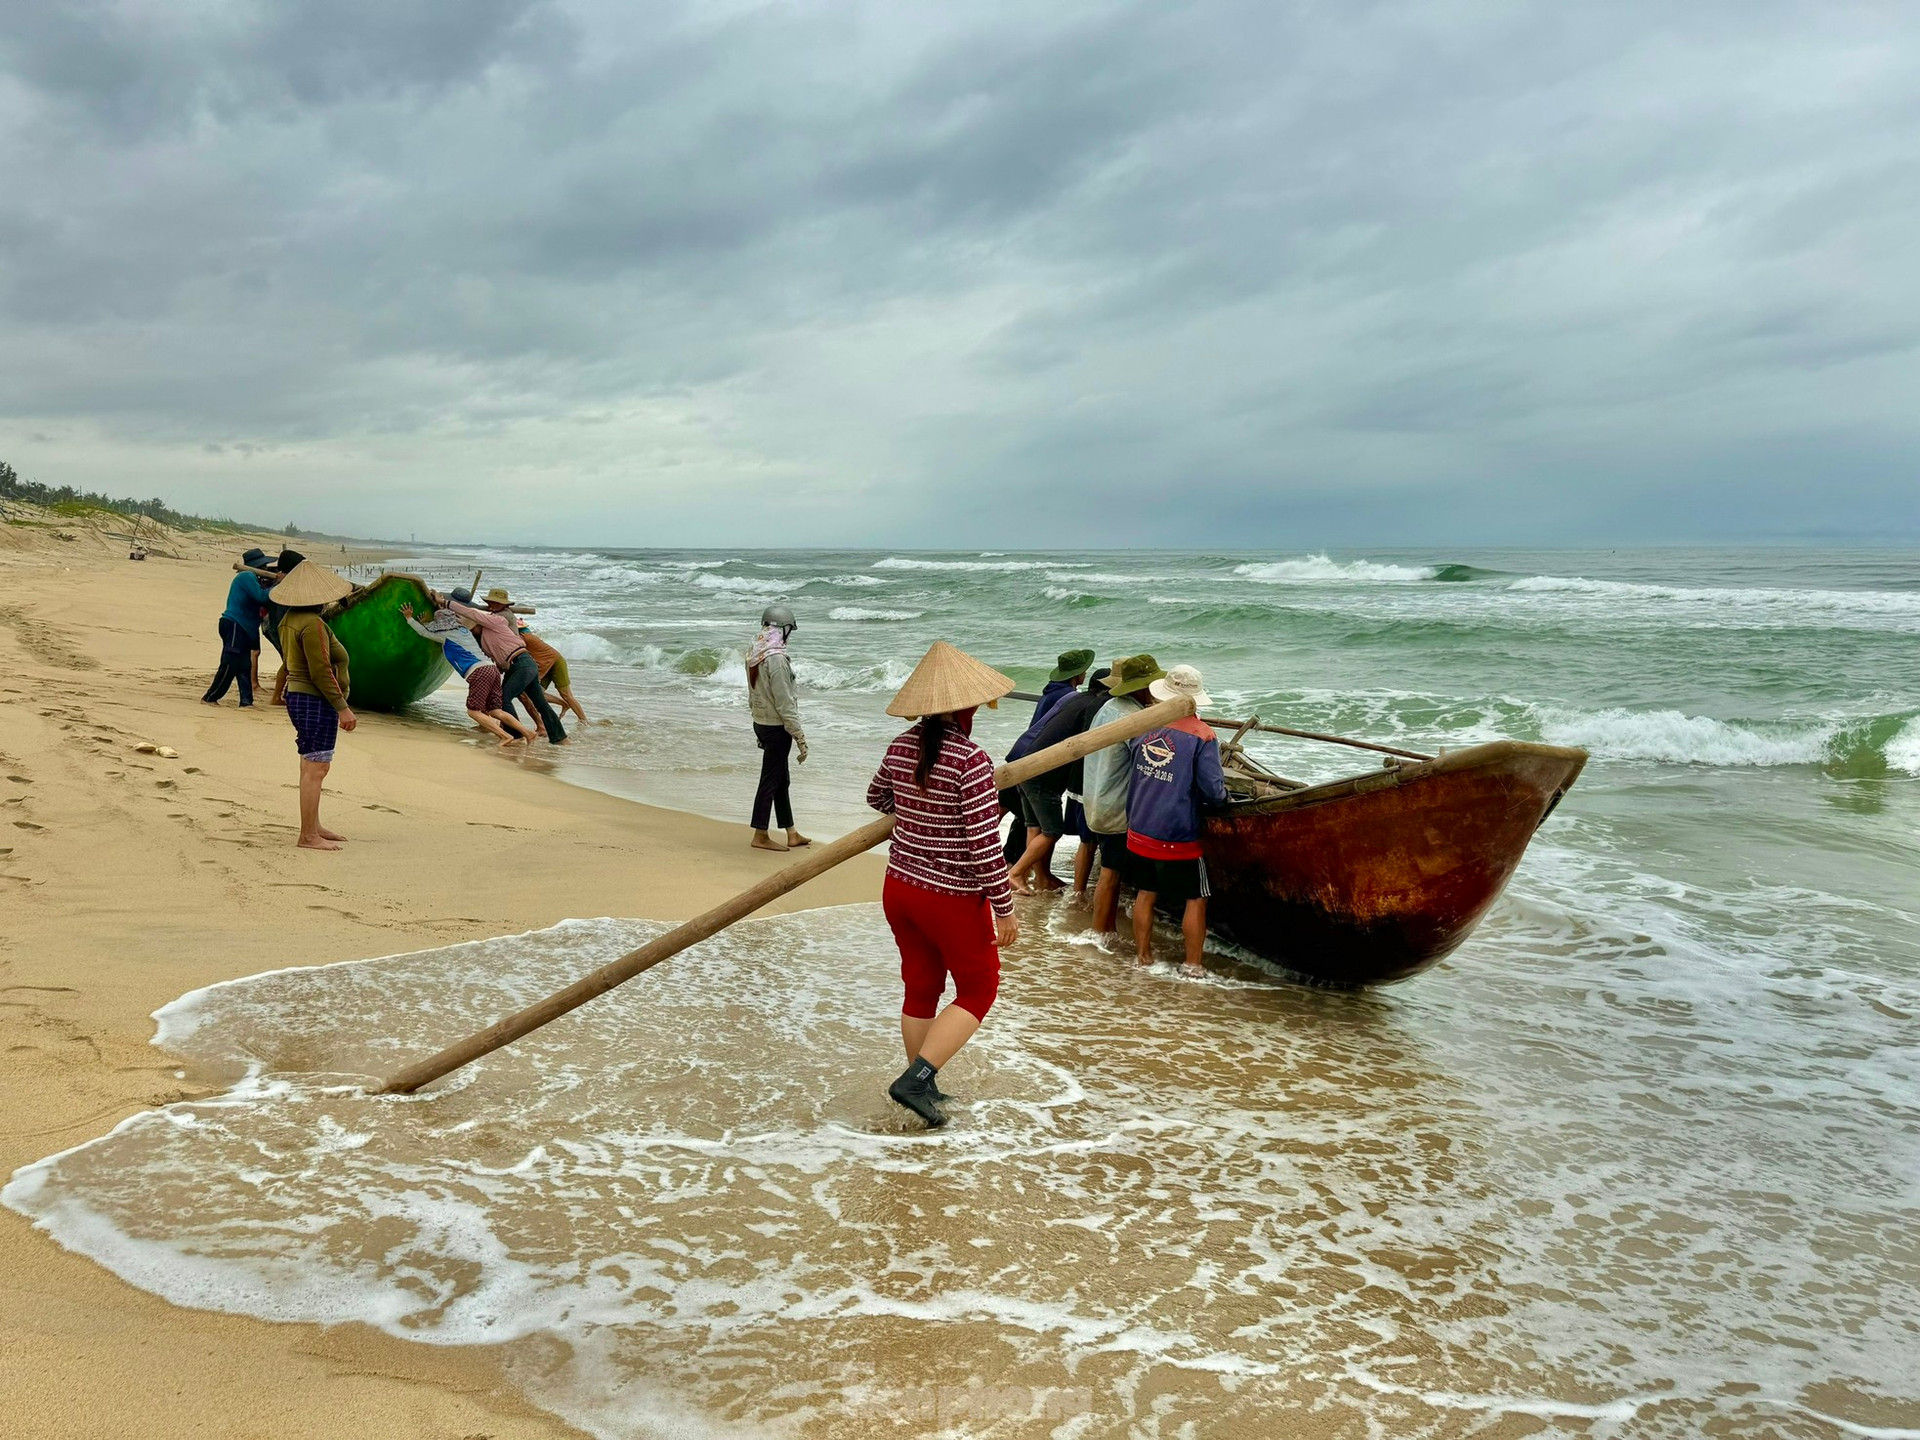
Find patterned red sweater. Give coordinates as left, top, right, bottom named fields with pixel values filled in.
left=866, top=725, right=1015, bottom=917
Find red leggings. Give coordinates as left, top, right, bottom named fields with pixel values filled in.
left=883, top=875, right=1001, bottom=1021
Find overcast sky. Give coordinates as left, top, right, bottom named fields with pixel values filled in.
left=2, top=1, right=1915, bottom=547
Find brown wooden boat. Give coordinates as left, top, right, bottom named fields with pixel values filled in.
left=1204, top=740, right=1586, bottom=985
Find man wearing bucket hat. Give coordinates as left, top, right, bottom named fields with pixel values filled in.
left=1080, top=654, right=1165, bottom=935
left=866, top=642, right=1020, bottom=1127
left=201, top=547, right=278, bottom=707
left=273, top=560, right=358, bottom=850
left=444, top=586, right=567, bottom=745
left=1005, top=646, right=1096, bottom=892
left=1124, top=665, right=1227, bottom=975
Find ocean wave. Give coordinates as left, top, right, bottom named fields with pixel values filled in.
left=873, top=556, right=1089, bottom=572
left=1888, top=717, right=1920, bottom=776
left=793, top=656, right=917, bottom=692
left=1535, top=708, right=1830, bottom=767
left=538, top=630, right=621, bottom=663
left=1532, top=706, right=1920, bottom=773
left=582, top=564, right=666, bottom=587
left=1509, top=574, right=1920, bottom=621
left=1044, top=571, right=1172, bottom=585
left=828, top=607, right=924, bottom=622
left=1041, top=586, right=1113, bottom=608
left=1234, top=556, right=1441, bottom=584
left=687, top=572, right=797, bottom=593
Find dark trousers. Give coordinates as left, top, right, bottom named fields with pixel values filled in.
left=202, top=618, right=255, bottom=705
left=751, top=723, right=794, bottom=830
left=504, top=652, right=566, bottom=742
left=1000, top=788, right=1027, bottom=864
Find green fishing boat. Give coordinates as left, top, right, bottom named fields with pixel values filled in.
left=321, top=572, right=452, bottom=712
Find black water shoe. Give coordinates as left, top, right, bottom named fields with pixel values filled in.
left=888, top=1057, right=947, bottom=1128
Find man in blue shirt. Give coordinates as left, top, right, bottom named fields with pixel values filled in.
left=201, top=548, right=276, bottom=707
left=1006, top=647, right=1095, bottom=892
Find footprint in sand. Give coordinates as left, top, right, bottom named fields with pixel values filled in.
left=362, top=803, right=402, bottom=814
left=14, top=821, right=43, bottom=830
left=6, top=776, right=29, bottom=785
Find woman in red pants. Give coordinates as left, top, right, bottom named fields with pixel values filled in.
left=865, top=641, right=1021, bottom=1126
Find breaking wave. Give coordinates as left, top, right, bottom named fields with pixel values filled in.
left=1234, top=556, right=1443, bottom=584
left=1509, top=574, right=1920, bottom=626
left=828, top=607, right=923, bottom=622
left=1530, top=706, right=1920, bottom=774
left=872, top=556, right=1089, bottom=572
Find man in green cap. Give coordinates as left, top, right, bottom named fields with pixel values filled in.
left=1080, top=653, right=1166, bottom=932
left=1005, top=647, right=1097, bottom=891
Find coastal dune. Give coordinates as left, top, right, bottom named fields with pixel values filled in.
left=0, top=532, right=881, bottom=1438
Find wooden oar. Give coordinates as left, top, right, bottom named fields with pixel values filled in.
left=376, top=694, right=1197, bottom=1096
left=1006, top=691, right=1433, bottom=763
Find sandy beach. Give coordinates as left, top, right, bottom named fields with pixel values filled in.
left=0, top=527, right=881, bottom=1438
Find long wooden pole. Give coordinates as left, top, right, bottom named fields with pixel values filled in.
left=1008, top=691, right=1433, bottom=762
left=377, top=695, right=1194, bottom=1095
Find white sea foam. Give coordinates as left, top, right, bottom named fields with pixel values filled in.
left=541, top=630, right=621, bottom=663
left=686, top=572, right=796, bottom=593
left=871, top=556, right=1088, bottom=572
left=1533, top=706, right=1834, bottom=767
left=1509, top=573, right=1920, bottom=627
left=10, top=902, right=1917, bottom=1439
left=1234, top=555, right=1440, bottom=583
left=827, top=607, right=923, bottom=622
left=792, top=656, right=916, bottom=692
left=1888, top=717, right=1920, bottom=776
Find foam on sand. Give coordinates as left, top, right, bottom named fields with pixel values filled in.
left=8, top=899, right=1917, bottom=1439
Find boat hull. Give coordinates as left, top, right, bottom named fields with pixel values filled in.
left=1202, top=741, right=1585, bottom=986
left=322, top=573, right=451, bottom=712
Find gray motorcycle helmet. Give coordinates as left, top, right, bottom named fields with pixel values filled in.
left=761, top=603, right=796, bottom=636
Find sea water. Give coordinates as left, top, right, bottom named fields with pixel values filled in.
left=7, top=547, right=1920, bottom=1437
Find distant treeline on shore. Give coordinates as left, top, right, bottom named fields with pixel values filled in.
left=0, top=459, right=269, bottom=534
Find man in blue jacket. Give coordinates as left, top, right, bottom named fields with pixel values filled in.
left=1007, top=646, right=1095, bottom=890
left=202, top=548, right=277, bottom=707
left=1124, top=665, right=1226, bottom=974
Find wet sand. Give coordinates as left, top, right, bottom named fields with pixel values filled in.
left=0, top=531, right=881, bottom=1438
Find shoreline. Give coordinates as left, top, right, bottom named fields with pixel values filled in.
left=0, top=533, right=884, bottom=1437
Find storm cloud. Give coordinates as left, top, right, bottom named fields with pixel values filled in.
left=2, top=1, right=1915, bottom=544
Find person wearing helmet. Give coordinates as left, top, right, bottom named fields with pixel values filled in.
left=746, top=603, right=809, bottom=851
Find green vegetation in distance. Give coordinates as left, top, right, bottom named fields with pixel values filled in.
left=0, top=459, right=256, bottom=534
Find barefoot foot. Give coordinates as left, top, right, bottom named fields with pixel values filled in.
left=751, top=831, right=788, bottom=852
left=317, top=827, right=347, bottom=842
left=297, top=835, right=343, bottom=851
left=785, top=830, right=812, bottom=848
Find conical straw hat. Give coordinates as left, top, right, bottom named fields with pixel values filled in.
left=271, top=560, right=354, bottom=608
left=886, top=641, right=1015, bottom=718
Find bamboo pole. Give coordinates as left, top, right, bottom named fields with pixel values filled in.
left=1007, top=691, right=1433, bottom=762
left=1200, top=718, right=1431, bottom=762
left=376, top=695, right=1195, bottom=1095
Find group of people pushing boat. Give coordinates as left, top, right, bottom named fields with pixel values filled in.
left=742, top=607, right=1225, bottom=1127
left=201, top=549, right=589, bottom=849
